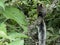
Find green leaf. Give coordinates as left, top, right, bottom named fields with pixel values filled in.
left=3, top=7, right=28, bottom=32
left=0, top=31, right=7, bottom=38
left=0, top=42, right=3, bottom=45
left=9, top=39, right=24, bottom=45
left=19, top=40, right=24, bottom=45
left=46, top=31, right=53, bottom=39
left=47, top=27, right=54, bottom=34
left=0, top=0, right=5, bottom=10
left=22, top=0, right=28, bottom=5
left=0, top=23, right=7, bottom=38
left=0, top=23, right=7, bottom=33
left=8, top=32, right=28, bottom=39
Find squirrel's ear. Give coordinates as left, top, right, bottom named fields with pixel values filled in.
left=37, top=3, right=43, bottom=7
left=40, top=4, right=42, bottom=7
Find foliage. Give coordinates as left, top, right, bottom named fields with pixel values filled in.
left=0, top=0, right=28, bottom=45
left=0, top=0, right=60, bottom=45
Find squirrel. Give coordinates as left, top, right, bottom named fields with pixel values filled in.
left=37, top=3, right=46, bottom=45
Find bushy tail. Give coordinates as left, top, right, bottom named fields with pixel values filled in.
left=38, top=20, right=46, bottom=45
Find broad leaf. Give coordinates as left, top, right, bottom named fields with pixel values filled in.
left=0, top=23, right=7, bottom=33
left=8, top=32, right=28, bottom=39
left=9, top=39, right=24, bottom=45
left=0, top=0, right=5, bottom=10
left=3, top=7, right=28, bottom=32
left=0, top=23, right=7, bottom=38
left=0, top=31, right=7, bottom=38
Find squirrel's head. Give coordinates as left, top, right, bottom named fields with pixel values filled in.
left=37, top=3, right=47, bottom=18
